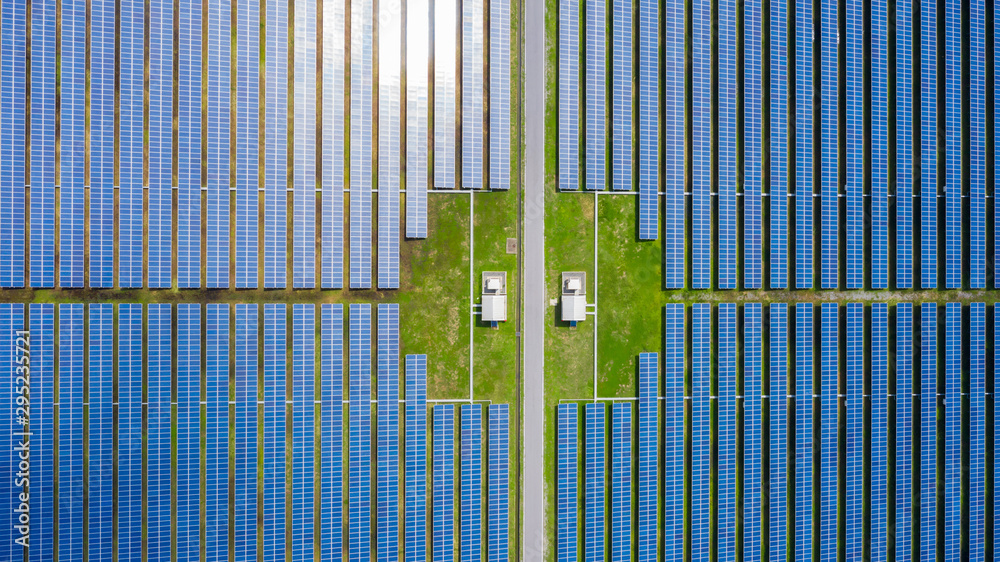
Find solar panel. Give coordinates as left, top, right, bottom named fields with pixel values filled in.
left=350, top=0, right=373, bottom=288
left=265, top=0, right=288, bottom=289
left=743, top=304, right=762, bottom=562
left=294, top=0, right=317, bottom=289
left=148, top=0, right=173, bottom=288
left=692, top=305, right=710, bottom=561
left=944, top=304, right=960, bottom=559
left=744, top=0, right=762, bottom=288
left=870, top=0, right=889, bottom=289
left=692, top=1, right=711, bottom=289
left=322, top=0, right=345, bottom=287
left=407, top=0, right=430, bottom=236
left=321, top=305, right=344, bottom=560
left=208, top=0, right=231, bottom=288
left=585, top=0, right=605, bottom=192
left=654, top=0, right=675, bottom=252
left=349, top=304, right=372, bottom=561
left=919, top=303, right=936, bottom=558
left=378, top=4, right=401, bottom=289
left=236, top=0, right=260, bottom=288
left=920, top=0, right=937, bottom=288
left=487, top=404, right=510, bottom=562
left=610, top=403, right=631, bottom=562
left=584, top=404, right=605, bottom=562
left=29, top=304, right=53, bottom=562
left=819, top=0, right=837, bottom=289
left=769, top=0, right=788, bottom=289
left=59, top=0, right=84, bottom=288
left=0, top=305, right=22, bottom=561
left=895, top=303, right=913, bottom=561
left=819, top=304, right=836, bottom=560
left=436, top=0, right=458, bottom=188
left=148, top=304, right=172, bottom=562
left=846, top=304, right=863, bottom=559
left=718, top=304, right=737, bottom=561
left=970, top=0, right=986, bottom=289
left=264, top=304, right=287, bottom=562
left=89, top=0, right=114, bottom=288
left=88, top=304, right=113, bottom=561
left=207, top=305, right=230, bottom=562
left=29, top=0, right=54, bottom=288
left=460, top=405, right=483, bottom=561
left=0, top=0, right=24, bottom=287
left=462, top=0, right=485, bottom=189
left=177, top=305, right=201, bottom=562
left=557, top=403, right=578, bottom=562
left=177, top=0, right=202, bottom=289
left=406, top=355, right=428, bottom=561
left=434, top=405, right=456, bottom=562
left=794, top=303, right=812, bottom=561
left=870, top=304, right=888, bottom=562
left=944, top=4, right=961, bottom=289
left=490, top=0, right=511, bottom=191
left=293, top=305, right=316, bottom=561
left=236, top=305, right=259, bottom=562
left=969, top=303, right=985, bottom=560
left=769, top=303, right=787, bottom=562
left=58, top=304, right=82, bottom=561
left=117, top=305, right=141, bottom=562
left=846, top=0, right=863, bottom=289
left=636, top=347, right=658, bottom=561
left=611, top=0, right=632, bottom=191
left=559, top=0, right=579, bottom=191
left=662, top=308, right=682, bottom=562
left=795, top=0, right=813, bottom=289
left=378, top=305, right=401, bottom=560
left=994, top=304, right=1000, bottom=553
left=895, top=0, right=913, bottom=288
left=718, top=0, right=737, bottom=289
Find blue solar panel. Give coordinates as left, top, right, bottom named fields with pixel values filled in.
left=996, top=305, right=1000, bottom=553
left=88, top=305, right=113, bottom=561
left=295, top=0, right=317, bottom=289
left=406, top=355, right=428, bottom=561
left=58, top=304, right=82, bottom=562
left=29, top=0, right=54, bottom=288
left=462, top=0, right=484, bottom=190
left=718, top=1, right=737, bottom=289
left=0, top=306, right=22, bottom=561
left=638, top=349, right=660, bottom=562
left=692, top=2, right=711, bottom=289
left=0, top=0, right=25, bottom=287
left=969, top=303, right=985, bottom=560
left=148, top=0, right=172, bottom=288
left=407, top=0, right=430, bottom=236
left=178, top=0, right=202, bottom=289
left=264, top=304, right=287, bottom=562
left=28, top=304, right=52, bottom=562
left=846, top=0, right=863, bottom=289
left=321, top=305, right=344, bottom=560
left=322, top=0, right=345, bottom=286
left=819, top=304, right=836, bottom=560
left=718, top=304, right=737, bottom=561
left=350, top=0, right=373, bottom=288
left=692, top=305, right=710, bottom=561
left=207, top=304, right=230, bottom=562
left=794, top=303, right=812, bottom=561
left=265, top=0, right=288, bottom=289
left=656, top=0, right=676, bottom=254
left=743, top=304, right=762, bottom=562
left=870, top=304, right=888, bottom=562
left=744, top=0, right=762, bottom=288
left=769, top=303, right=787, bottom=562
left=177, top=305, right=201, bottom=562
left=349, top=304, right=372, bottom=561
left=584, top=404, right=605, bottom=562
left=662, top=308, right=683, bottom=562
left=435, top=405, right=456, bottom=562
left=795, top=0, right=813, bottom=289
left=585, top=0, right=605, bottom=191
left=293, top=305, right=316, bottom=561
left=59, top=0, right=84, bottom=288
left=208, top=0, right=231, bottom=288
left=117, top=304, right=140, bottom=562
left=970, top=0, right=986, bottom=289
left=769, top=0, right=788, bottom=289
left=236, top=305, right=259, bottom=562
left=920, top=0, right=937, bottom=288
left=944, top=4, right=961, bottom=289
left=488, top=405, right=510, bottom=562
left=378, top=305, right=401, bottom=560
left=559, top=0, right=579, bottom=191
left=378, top=5, right=401, bottom=289
left=611, top=0, right=631, bottom=191
left=89, top=0, right=114, bottom=288
left=895, top=304, right=913, bottom=561
left=610, top=403, right=631, bottom=562
left=490, top=0, right=511, bottom=192
left=895, top=0, right=913, bottom=288
left=236, top=0, right=260, bottom=288
left=436, top=0, right=457, bottom=189
left=870, top=0, right=889, bottom=289
left=557, top=403, right=578, bottom=562
left=944, top=304, right=960, bottom=559
left=919, top=303, right=936, bottom=559
left=846, top=304, right=863, bottom=559
left=460, top=405, right=482, bottom=561
left=819, top=0, right=837, bottom=289
left=147, top=305, right=171, bottom=562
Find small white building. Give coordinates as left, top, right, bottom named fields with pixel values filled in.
left=481, top=271, right=507, bottom=325
left=561, top=272, right=587, bottom=325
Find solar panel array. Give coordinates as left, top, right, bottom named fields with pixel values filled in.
left=207, top=304, right=230, bottom=562
left=207, top=0, right=230, bottom=288
left=90, top=0, right=114, bottom=288
left=29, top=0, right=54, bottom=288
left=0, top=1, right=25, bottom=287
left=769, top=303, right=787, bottom=562
left=59, top=0, right=85, bottom=289
left=462, top=0, right=485, bottom=190
left=293, top=305, right=316, bottom=561
left=692, top=0, right=711, bottom=290
left=846, top=0, right=863, bottom=288
left=177, top=305, right=201, bottom=562
left=819, top=304, right=837, bottom=560
left=585, top=0, right=605, bottom=192
left=177, top=0, right=201, bottom=289
left=743, top=303, right=761, bottom=562
left=88, top=305, right=112, bottom=561
left=0, top=305, right=23, bottom=562
left=148, top=0, right=172, bottom=289
left=236, top=0, right=259, bottom=288
left=295, top=0, right=317, bottom=289
left=692, top=305, right=710, bottom=560
left=378, top=2, right=401, bottom=290
left=460, top=405, right=483, bottom=561
left=378, top=305, right=401, bottom=560
left=407, top=355, right=429, bottom=561
left=407, top=0, right=431, bottom=233
left=920, top=303, right=936, bottom=559
left=488, top=405, right=511, bottom=562
left=434, top=405, right=456, bottom=561
left=584, top=403, right=605, bottom=561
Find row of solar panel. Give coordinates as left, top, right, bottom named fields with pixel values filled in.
left=560, top=0, right=992, bottom=291
left=0, top=0, right=511, bottom=291
left=556, top=302, right=990, bottom=562
left=0, top=303, right=511, bottom=562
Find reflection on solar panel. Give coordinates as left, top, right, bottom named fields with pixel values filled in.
left=557, top=403, right=578, bottom=562
left=29, top=0, right=54, bottom=288
left=692, top=305, right=710, bottom=560
left=407, top=0, right=430, bottom=236
left=488, top=405, right=510, bottom=562
left=585, top=0, right=605, bottom=192
left=265, top=0, right=288, bottom=289
left=293, top=305, right=316, bottom=561
left=846, top=0, right=862, bottom=289
left=795, top=0, right=813, bottom=289
left=236, top=305, right=258, bottom=562
left=920, top=0, right=937, bottom=288
left=349, top=304, right=372, bottom=561
left=870, top=0, right=888, bottom=289
left=610, top=403, right=631, bottom=562
left=350, top=0, right=373, bottom=288
left=969, top=303, right=984, bottom=559
left=490, top=0, right=511, bottom=191
left=943, top=304, right=959, bottom=559
left=743, top=304, right=762, bottom=562
left=178, top=305, right=201, bottom=562
left=640, top=0, right=663, bottom=243
left=744, top=0, right=762, bottom=288
left=461, top=405, right=483, bottom=561
left=148, top=0, right=172, bottom=288
left=819, top=0, right=837, bottom=289
left=436, top=0, right=458, bottom=188
left=236, top=0, right=259, bottom=288
left=692, top=0, right=711, bottom=289
left=819, top=305, right=836, bottom=560
left=264, top=304, right=287, bottom=562
left=895, top=0, right=913, bottom=288
left=0, top=306, right=21, bottom=560
left=870, top=304, right=887, bottom=562
left=178, top=0, right=202, bottom=289
left=769, top=303, right=787, bottom=562
left=718, top=0, right=737, bottom=289
left=919, top=303, right=936, bottom=558
left=29, top=304, right=53, bottom=562
left=944, top=5, right=961, bottom=289
left=322, top=0, right=344, bottom=287
left=794, top=303, right=812, bottom=561
left=612, top=0, right=632, bottom=191
left=662, top=309, right=682, bottom=562
left=559, top=0, right=578, bottom=191
left=718, top=304, right=736, bottom=560
left=294, top=0, right=317, bottom=289
left=435, top=405, right=456, bottom=562
left=769, top=0, right=788, bottom=289
left=378, top=4, right=401, bottom=289
left=845, top=304, right=863, bottom=559
left=147, top=305, right=171, bottom=561
left=463, top=0, right=484, bottom=189
left=119, top=305, right=141, bottom=560
left=970, top=0, right=986, bottom=289
left=584, top=404, right=604, bottom=562
left=208, top=0, right=231, bottom=288
left=89, top=305, right=113, bottom=560
left=58, top=304, right=82, bottom=561
left=0, top=0, right=24, bottom=287
left=378, top=305, right=401, bottom=560
left=321, top=305, right=344, bottom=559
left=60, top=0, right=85, bottom=288
left=89, top=0, right=113, bottom=288
left=406, top=355, right=428, bottom=561
left=895, top=303, right=913, bottom=561
left=207, top=305, right=229, bottom=562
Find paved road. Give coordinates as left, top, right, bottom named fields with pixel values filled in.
left=522, top=0, right=546, bottom=558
